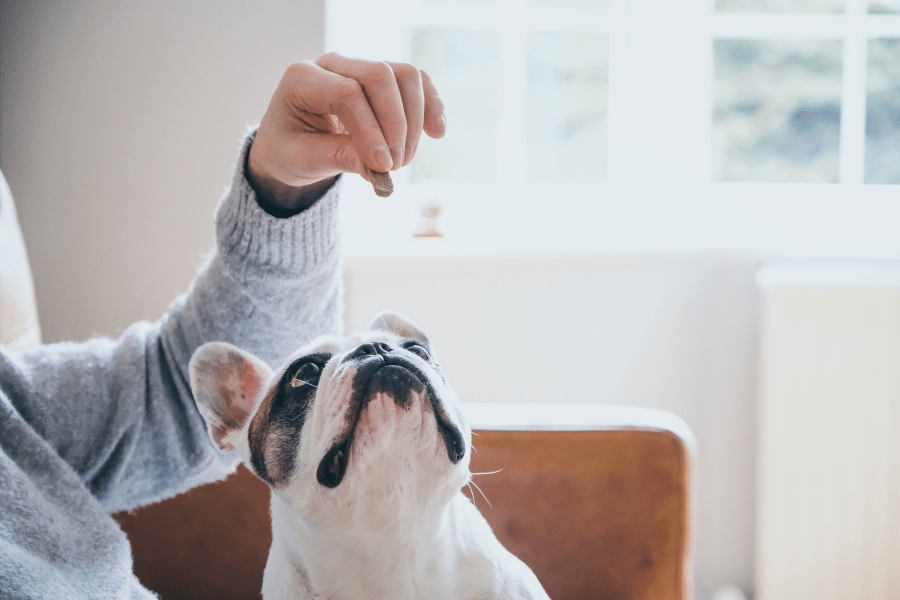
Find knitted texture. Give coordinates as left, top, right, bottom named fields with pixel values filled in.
left=0, top=131, right=343, bottom=599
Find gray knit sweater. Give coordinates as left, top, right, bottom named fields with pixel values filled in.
left=0, top=132, right=343, bottom=599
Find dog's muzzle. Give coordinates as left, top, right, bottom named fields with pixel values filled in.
left=316, top=342, right=466, bottom=488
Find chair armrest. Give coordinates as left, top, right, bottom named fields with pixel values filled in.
left=463, top=403, right=695, bottom=600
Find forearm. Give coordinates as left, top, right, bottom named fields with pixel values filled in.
left=118, top=131, right=344, bottom=507
left=246, top=134, right=341, bottom=216
left=3, top=131, right=344, bottom=512
left=177, top=130, right=343, bottom=368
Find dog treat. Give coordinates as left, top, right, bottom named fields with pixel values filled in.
left=365, top=167, right=394, bottom=198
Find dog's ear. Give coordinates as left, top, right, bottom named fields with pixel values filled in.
left=368, top=311, right=431, bottom=350
left=189, top=341, right=273, bottom=453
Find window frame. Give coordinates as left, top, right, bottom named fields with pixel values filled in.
left=325, top=0, right=900, bottom=261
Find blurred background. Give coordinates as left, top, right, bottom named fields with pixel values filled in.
left=3, top=1, right=900, bottom=599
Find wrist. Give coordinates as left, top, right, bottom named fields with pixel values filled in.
left=245, top=139, right=338, bottom=217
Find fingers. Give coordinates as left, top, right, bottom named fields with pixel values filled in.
left=256, top=52, right=446, bottom=200
left=316, top=53, right=445, bottom=171
left=287, top=61, right=392, bottom=173
left=386, top=61, right=424, bottom=167
left=317, top=53, right=406, bottom=170
left=421, top=69, right=447, bottom=141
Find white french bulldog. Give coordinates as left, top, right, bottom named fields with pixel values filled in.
left=189, top=311, right=550, bottom=600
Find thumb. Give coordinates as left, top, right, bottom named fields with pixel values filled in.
left=321, top=135, right=393, bottom=193
left=329, top=135, right=369, bottom=176
left=327, top=136, right=394, bottom=196
left=298, top=132, right=382, bottom=182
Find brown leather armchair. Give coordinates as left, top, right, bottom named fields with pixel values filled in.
left=114, top=403, right=694, bottom=600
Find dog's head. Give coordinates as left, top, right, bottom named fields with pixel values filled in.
left=188, top=312, right=471, bottom=524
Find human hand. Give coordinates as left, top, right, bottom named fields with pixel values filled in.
left=247, top=53, right=447, bottom=212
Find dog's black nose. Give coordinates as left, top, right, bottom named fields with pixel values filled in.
left=346, top=341, right=393, bottom=361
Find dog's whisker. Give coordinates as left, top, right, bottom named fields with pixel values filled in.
left=293, top=332, right=314, bottom=347
left=465, top=482, right=477, bottom=505
left=290, top=379, right=318, bottom=389
left=469, top=480, right=492, bottom=509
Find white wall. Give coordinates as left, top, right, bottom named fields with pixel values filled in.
left=0, top=0, right=325, bottom=342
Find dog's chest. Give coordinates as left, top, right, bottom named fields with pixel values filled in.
left=266, top=543, right=461, bottom=600
left=266, top=496, right=488, bottom=600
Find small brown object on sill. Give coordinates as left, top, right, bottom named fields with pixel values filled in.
left=365, top=167, right=394, bottom=197
left=414, top=202, right=443, bottom=238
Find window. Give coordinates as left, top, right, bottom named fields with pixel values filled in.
left=867, top=36, right=900, bottom=182
left=326, top=0, right=900, bottom=259
left=713, top=38, right=844, bottom=183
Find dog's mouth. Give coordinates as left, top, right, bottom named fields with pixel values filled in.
left=316, top=356, right=465, bottom=489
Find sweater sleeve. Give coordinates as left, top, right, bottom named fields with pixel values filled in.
left=1, top=131, right=344, bottom=513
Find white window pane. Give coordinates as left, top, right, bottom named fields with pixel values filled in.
left=529, top=0, right=610, bottom=8
left=870, top=0, right=900, bottom=13
left=713, top=39, right=843, bottom=183
left=716, top=0, right=844, bottom=12
left=526, top=31, right=609, bottom=182
left=411, top=28, right=499, bottom=183
left=866, top=39, right=900, bottom=183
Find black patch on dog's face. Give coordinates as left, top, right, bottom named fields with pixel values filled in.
left=249, top=352, right=331, bottom=487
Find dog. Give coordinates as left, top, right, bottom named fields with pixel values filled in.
left=189, top=311, right=551, bottom=600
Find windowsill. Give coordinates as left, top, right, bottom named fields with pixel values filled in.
left=339, top=174, right=900, bottom=260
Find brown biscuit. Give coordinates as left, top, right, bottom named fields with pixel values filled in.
left=365, top=168, right=394, bottom=198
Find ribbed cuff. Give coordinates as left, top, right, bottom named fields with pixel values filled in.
left=214, top=128, right=342, bottom=282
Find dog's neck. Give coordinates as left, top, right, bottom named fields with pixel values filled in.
left=265, top=493, right=477, bottom=600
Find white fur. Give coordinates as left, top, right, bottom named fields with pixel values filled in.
left=190, top=312, right=550, bottom=600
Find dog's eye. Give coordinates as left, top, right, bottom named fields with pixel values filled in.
left=404, top=343, right=431, bottom=361
left=290, top=362, right=321, bottom=388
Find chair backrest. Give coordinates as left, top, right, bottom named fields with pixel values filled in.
left=0, top=170, right=41, bottom=350
left=114, top=403, right=694, bottom=600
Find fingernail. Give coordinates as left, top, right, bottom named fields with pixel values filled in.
left=390, top=145, right=404, bottom=167
left=438, top=114, right=447, bottom=131
left=374, top=146, right=393, bottom=172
